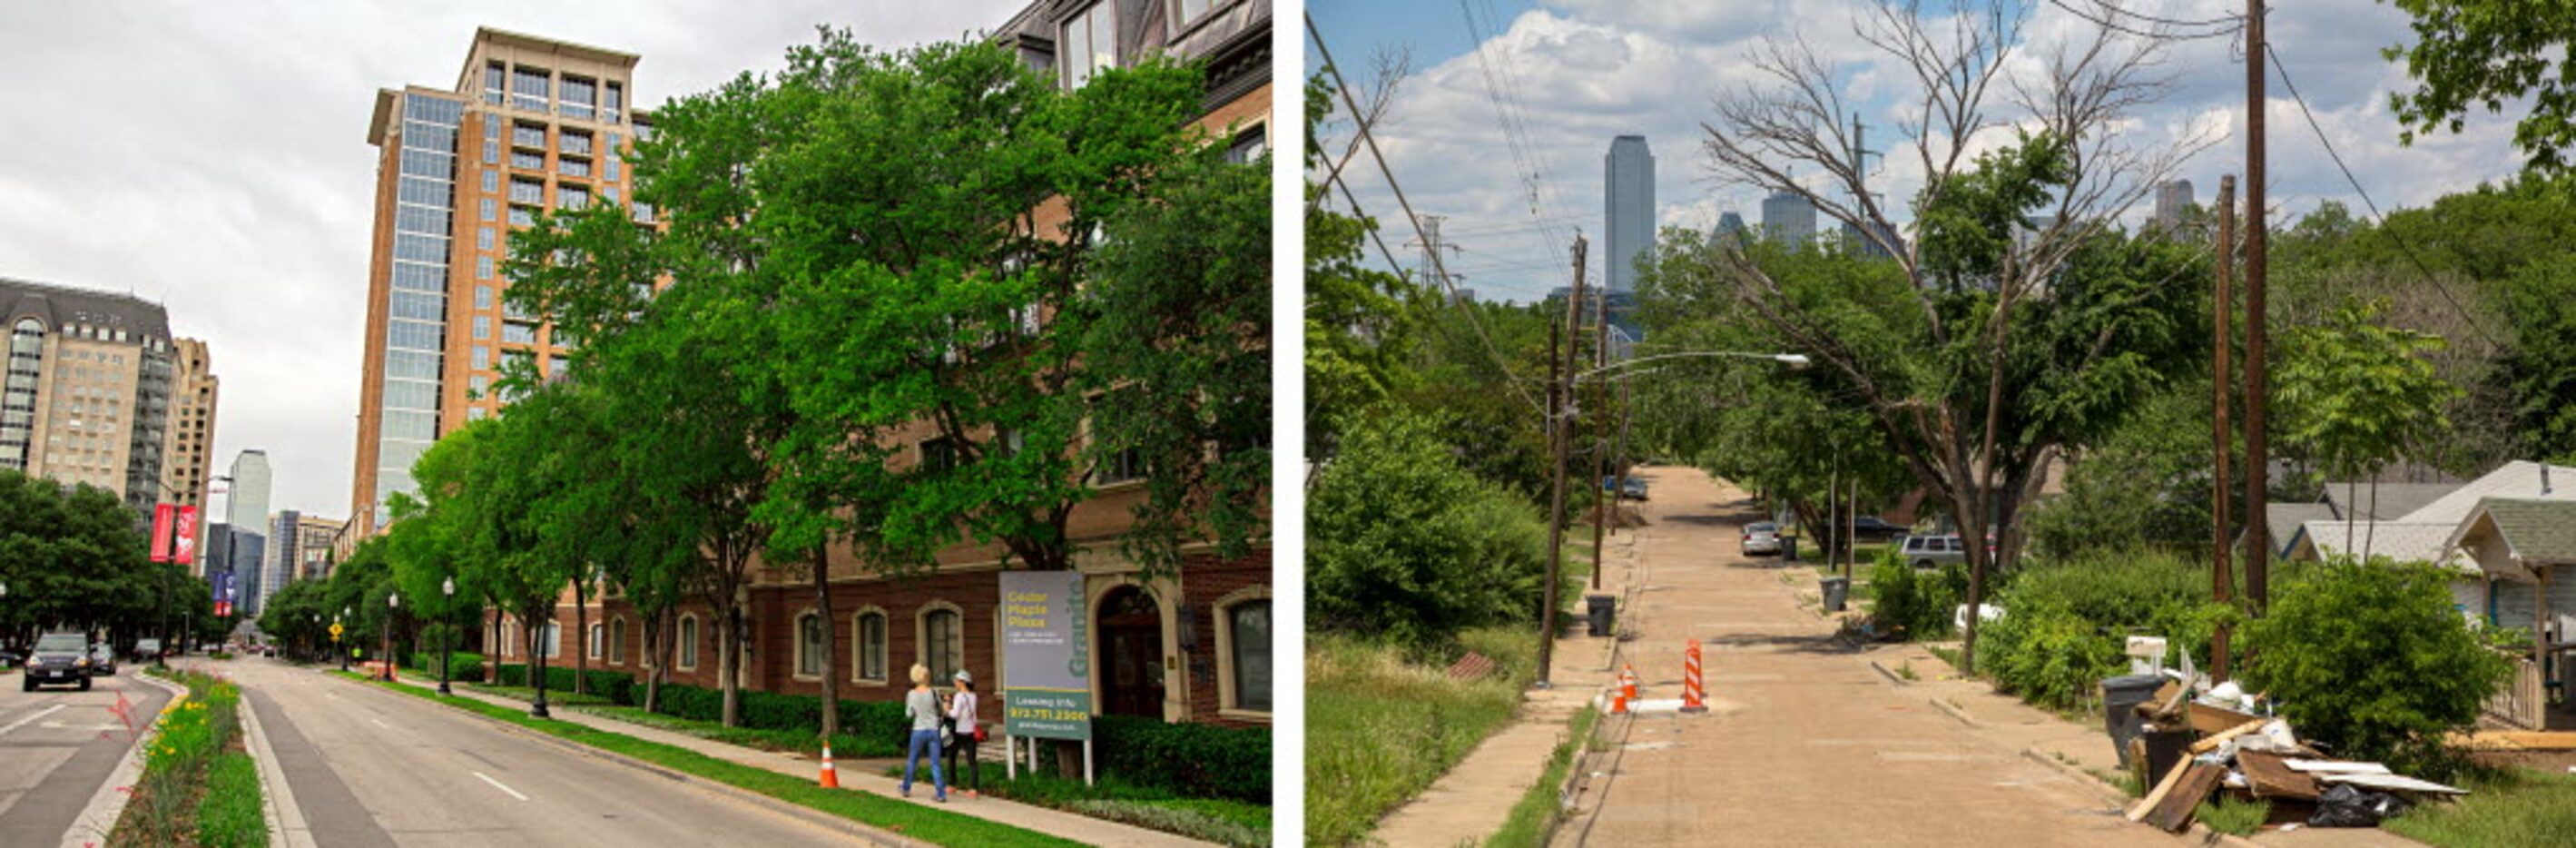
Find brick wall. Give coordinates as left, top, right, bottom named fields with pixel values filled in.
left=1181, top=552, right=1271, bottom=726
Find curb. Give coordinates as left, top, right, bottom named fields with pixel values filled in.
left=232, top=667, right=314, bottom=848
left=320, top=671, right=932, bottom=847
left=1866, top=659, right=1912, bottom=686
left=1928, top=695, right=1981, bottom=729
left=2016, top=746, right=2263, bottom=848
left=60, top=669, right=185, bottom=848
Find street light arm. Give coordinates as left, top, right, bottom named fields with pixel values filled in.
left=1573, top=350, right=1809, bottom=382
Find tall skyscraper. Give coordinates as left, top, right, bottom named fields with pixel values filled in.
left=225, top=449, right=270, bottom=536
left=161, top=338, right=219, bottom=571
left=2154, top=179, right=2195, bottom=231
left=1604, top=135, right=1655, bottom=294
left=2, top=277, right=209, bottom=514
left=351, top=28, right=648, bottom=537
left=265, top=509, right=301, bottom=609
left=1762, top=190, right=1818, bottom=245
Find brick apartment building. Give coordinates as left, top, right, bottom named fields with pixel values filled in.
left=470, top=2, right=1273, bottom=729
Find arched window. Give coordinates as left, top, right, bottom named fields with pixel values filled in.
left=795, top=612, right=825, bottom=678
left=853, top=609, right=889, bottom=683
left=610, top=617, right=627, bottom=665
left=918, top=603, right=963, bottom=684
left=588, top=623, right=605, bottom=659
left=677, top=615, right=700, bottom=671
left=537, top=621, right=561, bottom=659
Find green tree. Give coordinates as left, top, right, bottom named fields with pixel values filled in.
left=2384, top=0, right=2576, bottom=173
left=1308, top=412, right=1551, bottom=646
left=2276, top=299, right=2459, bottom=557
left=2243, top=557, right=2511, bottom=773
left=1304, top=75, right=1421, bottom=455
left=2500, top=261, right=2576, bottom=462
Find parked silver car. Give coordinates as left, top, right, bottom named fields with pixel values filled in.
left=1742, top=521, right=1783, bottom=556
left=1900, top=533, right=1967, bottom=568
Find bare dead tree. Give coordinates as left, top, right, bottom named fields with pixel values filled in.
left=1698, top=1, right=2220, bottom=673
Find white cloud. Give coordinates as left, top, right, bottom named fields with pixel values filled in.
left=1319, top=0, right=2523, bottom=302
left=0, top=1, right=1026, bottom=521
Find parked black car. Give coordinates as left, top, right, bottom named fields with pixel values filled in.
left=24, top=632, right=94, bottom=691
left=1849, top=516, right=1911, bottom=538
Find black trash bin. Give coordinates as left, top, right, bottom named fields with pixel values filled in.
left=2142, top=727, right=2194, bottom=779
left=1784, top=536, right=1800, bottom=563
left=1585, top=594, right=1617, bottom=636
left=1819, top=577, right=1851, bottom=612
left=2100, top=674, right=2167, bottom=767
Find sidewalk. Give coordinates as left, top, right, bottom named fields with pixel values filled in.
left=1365, top=502, right=1638, bottom=847
left=1550, top=468, right=2179, bottom=847
left=419, top=678, right=1211, bottom=847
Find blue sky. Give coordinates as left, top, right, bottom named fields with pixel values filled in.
left=1308, top=0, right=2527, bottom=303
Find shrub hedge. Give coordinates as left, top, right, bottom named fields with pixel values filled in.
left=1094, top=715, right=1270, bottom=804
left=1970, top=549, right=2230, bottom=711
left=1868, top=549, right=1966, bottom=640
left=408, top=651, right=485, bottom=682
left=477, top=666, right=1265, bottom=804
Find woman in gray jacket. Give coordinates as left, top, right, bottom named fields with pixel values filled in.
left=900, top=664, right=947, bottom=802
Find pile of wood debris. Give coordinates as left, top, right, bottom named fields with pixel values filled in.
left=2121, top=680, right=2467, bottom=834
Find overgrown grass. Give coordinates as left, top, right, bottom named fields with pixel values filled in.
left=573, top=703, right=905, bottom=759
left=2384, top=767, right=2576, bottom=847
left=1484, top=704, right=1601, bottom=848
left=1307, top=626, right=1536, bottom=847
left=339, top=672, right=1079, bottom=847
left=2196, top=796, right=2270, bottom=836
left=111, top=667, right=266, bottom=847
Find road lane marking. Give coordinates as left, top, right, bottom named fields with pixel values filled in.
left=473, top=770, right=529, bottom=801
left=0, top=704, right=67, bottom=738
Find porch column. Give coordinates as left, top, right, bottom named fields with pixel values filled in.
left=2540, top=562, right=2553, bottom=733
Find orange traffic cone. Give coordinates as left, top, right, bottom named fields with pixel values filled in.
left=1621, top=665, right=1639, bottom=700
left=818, top=744, right=840, bottom=789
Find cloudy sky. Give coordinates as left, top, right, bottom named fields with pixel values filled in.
left=0, top=1, right=1027, bottom=523
left=1307, top=0, right=2526, bottom=303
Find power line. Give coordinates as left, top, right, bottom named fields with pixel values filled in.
left=1310, top=14, right=1550, bottom=415
left=2046, top=0, right=2242, bottom=41
left=2265, top=41, right=2502, bottom=349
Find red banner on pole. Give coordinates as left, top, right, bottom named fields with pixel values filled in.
left=215, top=599, right=231, bottom=617
left=173, top=506, right=201, bottom=565
left=150, top=504, right=176, bottom=563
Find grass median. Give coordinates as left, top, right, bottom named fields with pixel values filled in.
left=113, top=667, right=267, bottom=848
left=2383, top=767, right=2576, bottom=847
left=332, top=672, right=1080, bottom=847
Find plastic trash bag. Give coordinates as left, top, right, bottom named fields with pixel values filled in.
left=2308, top=784, right=2409, bottom=827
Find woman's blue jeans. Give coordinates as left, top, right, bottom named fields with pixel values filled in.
left=902, top=729, right=946, bottom=796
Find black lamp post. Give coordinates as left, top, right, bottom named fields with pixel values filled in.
left=439, top=577, right=456, bottom=695
left=384, top=592, right=399, bottom=682
left=339, top=606, right=350, bottom=673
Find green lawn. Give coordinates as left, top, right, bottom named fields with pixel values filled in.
left=1307, top=626, right=1536, bottom=847
left=879, top=765, right=1271, bottom=847
left=334, top=672, right=1080, bottom=847
left=2384, top=767, right=2576, bottom=847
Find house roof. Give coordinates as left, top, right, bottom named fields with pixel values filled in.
left=2397, top=460, right=2576, bottom=526
left=2290, top=520, right=2471, bottom=571
left=2473, top=498, right=2576, bottom=565
left=2323, top=482, right=2463, bottom=521
left=2267, top=502, right=2338, bottom=557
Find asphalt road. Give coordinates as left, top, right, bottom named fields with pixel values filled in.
left=0, top=666, right=172, bottom=847
left=205, top=656, right=862, bottom=846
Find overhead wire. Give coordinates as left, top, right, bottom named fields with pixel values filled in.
left=2045, top=0, right=2242, bottom=42
left=1308, top=13, right=1551, bottom=415
left=2264, top=41, right=2502, bottom=349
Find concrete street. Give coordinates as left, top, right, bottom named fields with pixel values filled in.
left=199, top=656, right=861, bottom=846
left=0, top=667, right=171, bottom=846
left=1558, top=468, right=2178, bottom=847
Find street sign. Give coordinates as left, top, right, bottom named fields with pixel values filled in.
left=1000, top=571, right=1092, bottom=741
left=329, top=622, right=344, bottom=641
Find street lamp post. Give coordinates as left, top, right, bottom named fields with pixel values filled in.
left=339, top=607, right=350, bottom=673
left=385, top=592, right=399, bottom=682
left=439, top=577, right=456, bottom=695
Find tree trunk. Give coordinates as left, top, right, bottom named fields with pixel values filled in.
left=526, top=610, right=549, bottom=705
left=813, top=545, right=839, bottom=739
left=2346, top=478, right=2359, bottom=556
left=2363, top=478, right=2380, bottom=560
left=487, top=600, right=502, bottom=685
left=721, top=602, right=742, bottom=727
left=644, top=605, right=673, bottom=714
left=572, top=577, right=591, bottom=696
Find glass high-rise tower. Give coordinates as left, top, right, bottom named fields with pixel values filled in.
left=349, top=28, right=648, bottom=537
left=1603, top=135, right=1655, bottom=295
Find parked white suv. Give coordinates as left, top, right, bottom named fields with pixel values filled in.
left=1900, top=534, right=1967, bottom=568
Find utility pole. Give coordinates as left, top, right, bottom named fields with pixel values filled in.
left=1589, top=278, right=1610, bottom=591
left=1538, top=235, right=1587, bottom=687
left=2243, top=0, right=2271, bottom=616
left=2213, top=174, right=2237, bottom=682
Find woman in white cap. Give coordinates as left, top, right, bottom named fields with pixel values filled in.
left=900, top=663, right=947, bottom=802
left=946, top=669, right=982, bottom=797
